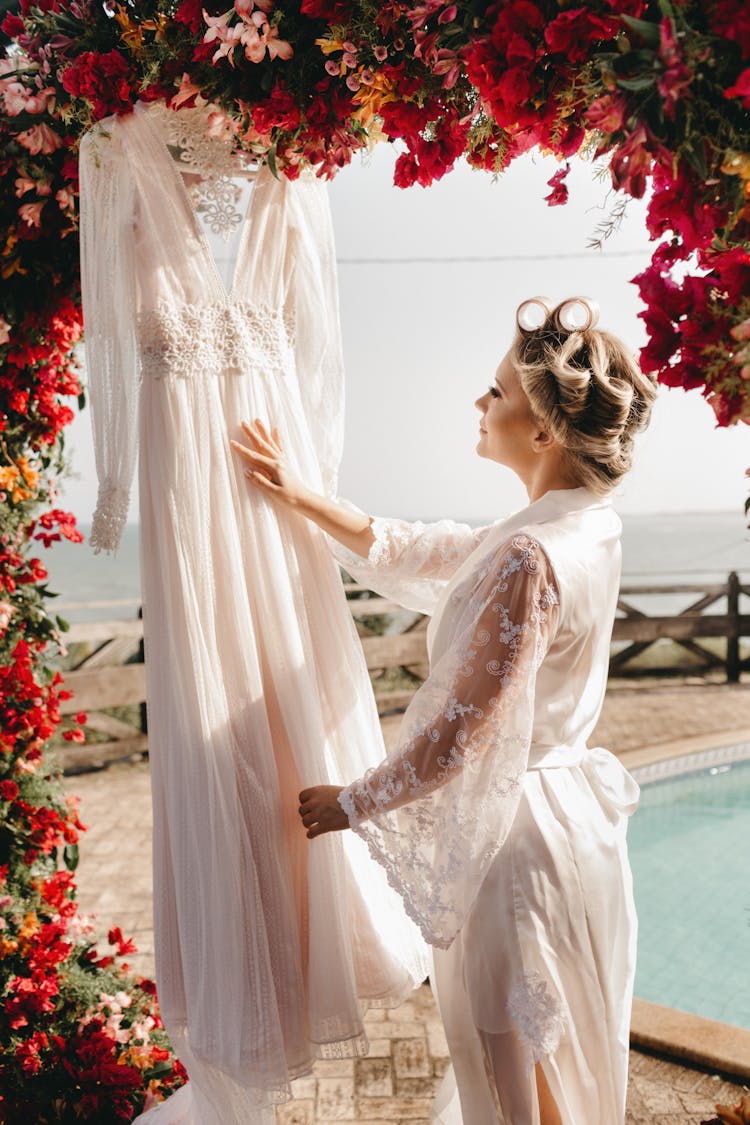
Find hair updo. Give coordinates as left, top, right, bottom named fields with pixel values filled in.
left=510, top=298, right=658, bottom=495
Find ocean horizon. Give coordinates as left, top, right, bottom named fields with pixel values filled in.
left=44, top=508, right=749, bottom=623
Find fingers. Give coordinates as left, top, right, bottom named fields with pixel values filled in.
left=241, top=418, right=284, bottom=455
left=230, top=441, right=275, bottom=470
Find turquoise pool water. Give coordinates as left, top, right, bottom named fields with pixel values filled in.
left=629, top=754, right=750, bottom=1030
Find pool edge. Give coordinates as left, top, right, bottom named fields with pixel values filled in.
left=630, top=998, right=750, bottom=1081
left=624, top=726, right=750, bottom=1082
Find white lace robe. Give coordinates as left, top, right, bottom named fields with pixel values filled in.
left=336, top=487, right=640, bottom=1125
left=78, top=101, right=428, bottom=1125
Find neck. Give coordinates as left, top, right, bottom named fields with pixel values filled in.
left=522, top=460, right=581, bottom=504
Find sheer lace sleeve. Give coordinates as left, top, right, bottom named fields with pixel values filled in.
left=287, top=173, right=344, bottom=498
left=334, top=515, right=492, bottom=615
left=79, top=118, right=140, bottom=553
left=338, top=534, right=559, bottom=948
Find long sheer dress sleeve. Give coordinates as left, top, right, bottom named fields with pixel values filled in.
left=287, top=173, right=345, bottom=498
left=78, top=120, right=140, bottom=553
left=338, top=533, right=559, bottom=948
left=334, top=516, right=493, bottom=614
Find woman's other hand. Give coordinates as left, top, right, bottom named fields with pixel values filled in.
left=231, top=419, right=310, bottom=509
left=299, top=785, right=349, bottom=839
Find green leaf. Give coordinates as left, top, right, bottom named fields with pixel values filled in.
left=64, top=843, right=79, bottom=871
left=77, top=391, right=87, bottom=411
left=621, top=15, right=661, bottom=46
left=55, top=614, right=70, bottom=632
left=143, top=1061, right=174, bottom=1080
left=267, top=144, right=279, bottom=180
left=616, top=74, right=658, bottom=91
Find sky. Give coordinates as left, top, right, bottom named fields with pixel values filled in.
left=58, top=144, right=749, bottom=524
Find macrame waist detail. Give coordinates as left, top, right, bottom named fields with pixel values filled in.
left=138, top=301, right=295, bottom=380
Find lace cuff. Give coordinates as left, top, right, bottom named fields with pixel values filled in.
left=90, top=482, right=130, bottom=554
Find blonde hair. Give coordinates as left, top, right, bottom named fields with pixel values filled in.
left=510, top=302, right=658, bottom=495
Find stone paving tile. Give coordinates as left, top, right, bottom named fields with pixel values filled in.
left=62, top=682, right=750, bottom=1121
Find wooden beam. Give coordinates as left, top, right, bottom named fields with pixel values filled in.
left=62, top=735, right=148, bottom=776
left=612, top=614, right=750, bottom=643
left=361, top=632, right=428, bottom=670
left=59, top=666, right=146, bottom=714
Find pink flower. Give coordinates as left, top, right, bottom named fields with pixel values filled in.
left=2, top=82, right=31, bottom=116
left=657, top=17, right=693, bottom=118
left=56, top=187, right=76, bottom=213
left=0, top=320, right=10, bottom=346
left=0, top=599, right=13, bottom=631
left=374, top=45, right=388, bottom=62
left=585, top=93, right=627, bottom=135
left=16, top=123, right=62, bottom=155
left=14, top=176, right=35, bottom=198
left=264, top=24, right=293, bottom=60
left=18, top=201, right=44, bottom=228
left=438, top=4, right=457, bottom=23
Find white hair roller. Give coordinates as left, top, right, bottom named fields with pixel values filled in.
left=515, top=297, right=553, bottom=332
left=556, top=297, right=600, bottom=333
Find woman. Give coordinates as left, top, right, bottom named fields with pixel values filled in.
left=231, top=297, right=657, bottom=1125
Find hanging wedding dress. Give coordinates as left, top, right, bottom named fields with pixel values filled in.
left=78, top=100, right=427, bottom=1124
left=335, top=487, right=639, bottom=1125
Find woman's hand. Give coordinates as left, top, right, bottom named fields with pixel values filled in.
left=298, top=785, right=349, bottom=839
left=230, top=419, right=310, bottom=509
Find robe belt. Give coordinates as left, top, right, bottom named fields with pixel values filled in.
left=527, top=743, right=640, bottom=816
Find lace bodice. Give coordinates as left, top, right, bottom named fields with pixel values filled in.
left=138, top=301, right=296, bottom=381
left=340, top=534, right=559, bottom=948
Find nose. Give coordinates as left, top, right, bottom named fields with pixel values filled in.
left=475, top=392, right=488, bottom=412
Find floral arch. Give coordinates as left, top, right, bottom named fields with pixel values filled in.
left=0, top=0, right=748, bottom=1115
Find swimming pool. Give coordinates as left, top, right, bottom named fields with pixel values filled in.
left=629, top=743, right=750, bottom=1030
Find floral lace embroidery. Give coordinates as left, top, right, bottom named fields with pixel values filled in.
left=339, top=537, right=560, bottom=948
left=138, top=300, right=296, bottom=381
left=147, top=102, right=255, bottom=240
left=507, top=970, right=567, bottom=1067
left=367, top=517, right=483, bottom=579
left=90, top=481, right=131, bottom=555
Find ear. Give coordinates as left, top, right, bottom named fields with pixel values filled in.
left=531, top=426, right=557, bottom=453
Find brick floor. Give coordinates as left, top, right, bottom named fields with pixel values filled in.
left=63, top=680, right=750, bottom=1122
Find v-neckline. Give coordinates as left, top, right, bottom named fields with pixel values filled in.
left=138, top=102, right=262, bottom=304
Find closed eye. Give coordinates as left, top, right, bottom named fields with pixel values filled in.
left=488, top=385, right=500, bottom=398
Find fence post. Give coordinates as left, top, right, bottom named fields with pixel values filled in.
left=727, top=571, right=740, bottom=683
left=138, top=606, right=148, bottom=735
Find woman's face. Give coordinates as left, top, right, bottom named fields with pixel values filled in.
left=474, top=351, right=541, bottom=471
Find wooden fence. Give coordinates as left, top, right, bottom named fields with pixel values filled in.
left=56, top=574, right=749, bottom=771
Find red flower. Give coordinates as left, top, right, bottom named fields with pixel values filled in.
left=608, top=125, right=667, bottom=199
left=250, top=82, right=302, bottom=135
left=174, top=0, right=204, bottom=33
left=544, top=9, right=620, bottom=64
left=15, top=1031, right=50, bottom=1076
left=0, top=780, right=19, bottom=801
left=108, top=926, right=138, bottom=956
left=709, top=0, right=750, bottom=59
left=724, top=66, right=750, bottom=108
left=61, top=51, right=134, bottom=120
left=544, top=163, right=570, bottom=206
left=301, top=0, right=353, bottom=20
